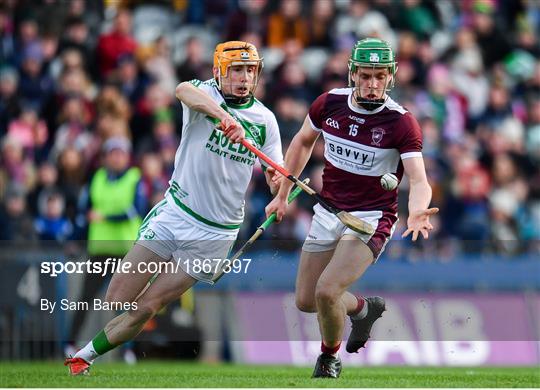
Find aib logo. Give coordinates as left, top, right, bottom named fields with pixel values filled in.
left=325, top=117, right=340, bottom=130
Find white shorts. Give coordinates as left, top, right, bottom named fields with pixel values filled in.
left=302, top=203, right=397, bottom=262
left=136, top=199, right=237, bottom=283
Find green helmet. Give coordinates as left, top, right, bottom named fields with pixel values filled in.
left=348, top=38, right=398, bottom=90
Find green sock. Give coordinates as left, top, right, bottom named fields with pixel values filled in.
left=91, top=330, right=117, bottom=355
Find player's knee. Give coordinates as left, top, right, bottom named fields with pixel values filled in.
left=104, top=288, right=119, bottom=303
left=295, top=295, right=316, bottom=313
left=105, top=284, right=126, bottom=303
left=315, top=283, right=340, bottom=307
left=129, top=301, right=160, bottom=324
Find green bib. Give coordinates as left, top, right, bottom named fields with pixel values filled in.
left=88, top=167, right=142, bottom=255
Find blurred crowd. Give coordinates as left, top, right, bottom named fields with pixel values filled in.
left=0, top=0, right=538, bottom=259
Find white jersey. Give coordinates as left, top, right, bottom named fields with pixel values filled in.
left=165, top=78, right=283, bottom=232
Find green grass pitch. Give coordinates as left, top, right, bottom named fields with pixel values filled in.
left=1, top=361, right=538, bottom=387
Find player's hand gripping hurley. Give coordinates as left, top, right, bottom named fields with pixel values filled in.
left=239, top=139, right=375, bottom=235
left=214, top=180, right=308, bottom=282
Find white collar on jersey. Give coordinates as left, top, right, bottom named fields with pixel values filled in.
left=347, top=90, right=389, bottom=115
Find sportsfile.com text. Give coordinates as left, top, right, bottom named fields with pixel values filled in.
left=40, top=258, right=252, bottom=277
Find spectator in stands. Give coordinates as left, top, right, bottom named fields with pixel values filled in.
left=142, top=35, right=177, bottom=96
left=450, top=142, right=492, bottom=252
left=18, top=41, right=54, bottom=111
left=0, top=66, right=21, bottom=135
left=41, top=33, right=60, bottom=71
left=57, top=146, right=86, bottom=220
left=139, top=152, right=168, bottom=207
left=175, top=36, right=212, bottom=84
left=448, top=27, right=489, bottom=124
left=131, top=82, right=173, bottom=145
left=307, top=0, right=336, bottom=49
left=267, top=0, right=308, bottom=48
left=7, top=100, right=48, bottom=160
left=42, top=65, right=96, bottom=136
left=274, top=94, right=308, bottom=142
left=50, top=95, right=95, bottom=162
left=415, top=64, right=467, bottom=142
left=114, top=53, right=150, bottom=106
left=335, top=0, right=395, bottom=47
left=13, top=14, right=39, bottom=66
left=135, top=108, right=178, bottom=157
left=0, top=183, right=36, bottom=241
left=396, top=32, right=426, bottom=88
left=0, top=5, right=15, bottom=65
left=27, top=160, right=59, bottom=217
left=96, top=8, right=137, bottom=80
left=58, top=16, right=95, bottom=78
left=526, top=98, right=540, bottom=162
left=34, top=190, right=73, bottom=242
left=225, top=0, right=269, bottom=43
left=489, top=153, right=528, bottom=254
left=478, top=84, right=525, bottom=155
left=470, top=1, right=512, bottom=69
left=398, top=0, right=439, bottom=40
left=0, top=135, right=35, bottom=191
left=271, top=60, right=314, bottom=105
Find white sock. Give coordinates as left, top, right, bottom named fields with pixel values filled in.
left=351, top=299, right=368, bottom=320
left=74, top=340, right=98, bottom=363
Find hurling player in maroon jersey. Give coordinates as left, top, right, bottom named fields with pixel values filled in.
left=266, top=38, right=438, bottom=378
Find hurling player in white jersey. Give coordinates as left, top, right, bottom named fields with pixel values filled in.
left=266, top=38, right=438, bottom=378
left=64, top=41, right=283, bottom=375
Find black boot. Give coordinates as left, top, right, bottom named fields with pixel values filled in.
left=312, top=353, right=342, bottom=378
left=346, top=296, right=386, bottom=353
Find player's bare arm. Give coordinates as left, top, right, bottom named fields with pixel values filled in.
left=401, top=156, right=439, bottom=241
left=263, top=167, right=280, bottom=195
left=265, top=116, right=320, bottom=221
left=175, top=82, right=244, bottom=143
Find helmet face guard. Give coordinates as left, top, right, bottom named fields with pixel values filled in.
left=348, top=38, right=398, bottom=110
left=213, top=41, right=263, bottom=104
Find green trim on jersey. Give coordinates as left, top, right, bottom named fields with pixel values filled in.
left=168, top=185, right=241, bottom=230
left=136, top=199, right=167, bottom=240
left=170, top=181, right=189, bottom=198
left=220, top=103, right=266, bottom=146
left=189, top=79, right=202, bottom=87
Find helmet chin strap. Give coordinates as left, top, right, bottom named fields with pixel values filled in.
left=217, top=76, right=254, bottom=105
left=221, top=91, right=251, bottom=105
left=353, top=89, right=386, bottom=111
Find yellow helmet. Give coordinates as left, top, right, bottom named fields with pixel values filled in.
left=213, top=41, right=263, bottom=97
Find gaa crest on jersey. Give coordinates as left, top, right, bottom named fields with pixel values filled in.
left=371, top=127, right=386, bottom=146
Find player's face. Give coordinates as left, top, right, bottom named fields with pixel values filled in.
left=106, top=149, right=130, bottom=172
left=221, top=64, right=258, bottom=98
left=352, top=67, right=391, bottom=101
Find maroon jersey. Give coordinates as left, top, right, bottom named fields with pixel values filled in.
left=308, top=88, right=423, bottom=214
